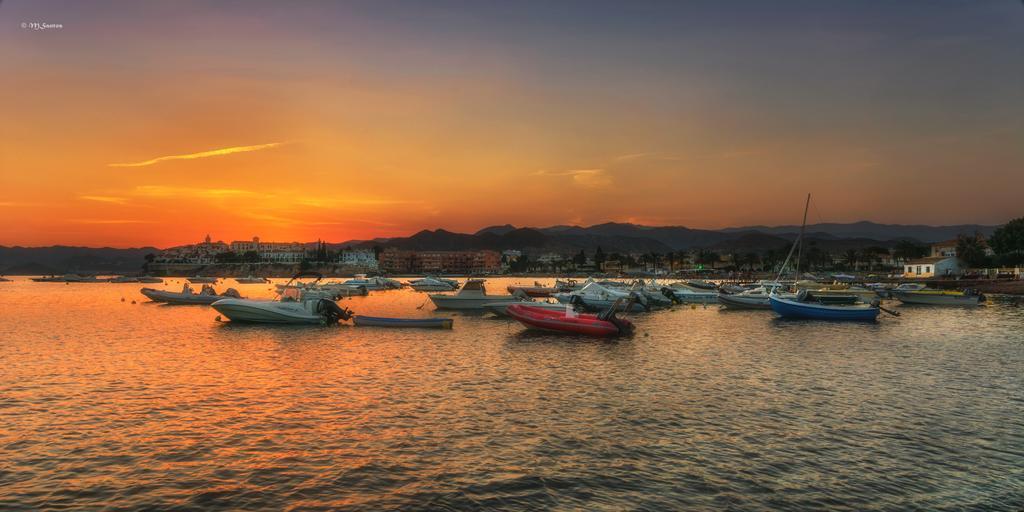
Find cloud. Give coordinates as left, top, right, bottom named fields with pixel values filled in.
left=109, top=142, right=289, bottom=168
left=79, top=195, right=129, bottom=204
left=534, top=168, right=613, bottom=189
left=132, top=185, right=262, bottom=199
left=69, top=219, right=153, bottom=224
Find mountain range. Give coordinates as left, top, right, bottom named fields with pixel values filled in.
left=0, top=221, right=1001, bottom=274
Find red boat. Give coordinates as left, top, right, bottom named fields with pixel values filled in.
left=506, top=304, right=634, bottom=337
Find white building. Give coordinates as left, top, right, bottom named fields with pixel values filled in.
left=904, top=256, right=961, bottom=278
left=339, top=249, right=378, bottom=269
left=230, top=236, right=306, bottom=263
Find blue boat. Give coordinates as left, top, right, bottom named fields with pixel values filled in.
left=769, top=294, right=879, bottom=322
left=353, top=316, right=454, bottom=329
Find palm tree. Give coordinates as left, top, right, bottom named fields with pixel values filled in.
left=843, top=249, right=859, bottom=270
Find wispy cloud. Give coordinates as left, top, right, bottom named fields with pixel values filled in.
left=534, top=168, right=612, bottom=188
left=79, top=195, right=130, bottom=204
left=70, top=219, right=153, bottom=224
left=109, top=142, right=289, bottom=168
left=132, top=185, right=261, bottom=199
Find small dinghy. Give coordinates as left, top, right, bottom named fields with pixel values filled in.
left=506, top=301, right=635, bottom=338
left=353, top=316, right=454, bottom=329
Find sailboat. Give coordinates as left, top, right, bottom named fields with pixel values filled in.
left=768, top=194, right=881, bottom=322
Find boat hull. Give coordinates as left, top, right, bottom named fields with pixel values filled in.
left=354, top=316, right=453, bottom=329
left=718, top=293, right=771, bottom=309
left=506, top=304, right=632, bottom=337
left=769, top=296, right=879, bottom=321
left=211, top=299, right=324, bottom=324
left=140, top=288, right=227, bottom=305
left=484, top=301, right=568, bottom=317
left=429, top=295, right=521, bottom=310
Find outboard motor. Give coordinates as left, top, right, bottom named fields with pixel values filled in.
left=661, top=286, right=682, bottom=304
left=317, top=299, right=353, bottom=324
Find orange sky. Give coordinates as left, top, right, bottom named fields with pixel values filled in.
left=1, top=1, right=1022, bottom=248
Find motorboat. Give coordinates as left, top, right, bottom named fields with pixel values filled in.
left=141, top=283, right=243, bottom=305
left=340, top=274, right=402, bottom=290
left=665, top=282, right=718, bottom=303
left=188, top=276, right=219, bottom=284
left=718, top=286, right=774, bottom=309
left=109, top=275, right=139, bottom=283
left=507, top=282, right=559, bottom=297
left=893, top=288, right=985, bottom=306
left=555, top=279, right=583, bottom=291
left=212, top=272, right=353, bottom=324
left=138, top=275, right=164, bottom=284
left=0, top=276, right=10, bottom=282
left=685, top=279, right=718, bottom=290
left=353, top=316, right=453, bottom=329
left=553, top=281, right=649, bottom=312
left=506, top=301, right=635, bottom=337
left=409, top=276, right=458, bottom=292
left=769, top=290, right=880, bottom=321
left=429, top=279, right=521, bottom=310
left=275, top=280, right=367, bottom=298
left=235, top=275, right=270, bottom=284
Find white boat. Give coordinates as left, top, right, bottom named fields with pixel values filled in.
left=141, top=283, right=243, bottom=305
left=236, top=275, right=270, bottom=284
left=893, top=288, right=985, bottom=306
left=212, top=273, right=354, bottom=324
left=666, top=283, right=718, bottom=303
left=188, top=276, right=219, bottom=284
left=409, top=276, right=458, bottom=292
left=718, top=286, right=773, bottom=309
left=429, top=279, right=521, bottom=310
left=340, top=275, right=402, bottom=290
left=553, top=281, right=649, bottom=312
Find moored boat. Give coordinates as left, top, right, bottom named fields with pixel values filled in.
left=409, top=276, right=458, bottom=292
left=507, top=282, right=559, bottom=297
left=429, top=279, right=520, bottom=310
left=353, top=316, right=453, bottom=329
left=506, top=303, right=635, bottom=337
left=235, top=275, right=270, bottom=284
left=141, top=283, right=243, bottom=305
left=484, top=299, right=565, bottom=317
left=188, top=276, right=219, bottom=284
left=211, top=272, right=353, bottom=324
left=893, top=288, right=985, bottom=306
left=769, top=291, right=880, bottom=321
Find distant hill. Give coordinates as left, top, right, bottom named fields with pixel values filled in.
left=719, top=221, right=998, bottom=243
left=0, top=246, right=160, bottom=274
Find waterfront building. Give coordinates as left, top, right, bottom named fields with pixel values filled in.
left=229, top=236, right=306, bottom=263
left=339, top=249, right=378, bottom=270
left=378, top=248, right=501, bottom=274
left=904, top=256, right=961, bottom=278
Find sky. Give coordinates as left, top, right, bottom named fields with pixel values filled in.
left=1, top=0, right=1022, bottom=248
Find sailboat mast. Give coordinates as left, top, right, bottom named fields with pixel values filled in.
left=795, top=193, right=810, bottom=280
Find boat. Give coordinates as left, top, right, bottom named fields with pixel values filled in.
left=718, top=286, right=774, bottom=309
left=109, top=275, right=140, bottom=283
left=769, top=291, right=880, bottom=321
left=235, top=275, right=270, bottom=284
left=686, top=279, right=718, bottom=290
left=212, top=273, right=353, bottom=324
left=0, top=276, right=10, bottom=282
left=665, top=283, right=718, bottom=303
left=429, top=279, right=522, bottom=310
left=138, top=275, right=164, bottom=284
left=409, top=276, right=458, bottom=292
left=339, top=274, right=402, bottom=290
left=188, top=276, right=219, bottom=284
left=353, top=316, right=454, bottom=329
left=893, top=288, right=985, bottom=306
left=553, top=281, right=649, bottom=312
left=506, top=302, right=635, bottom=337
left=141, top=283, right=243, bottom=305
left=555, top=279, right=583, bottom=291
left=507, top=282, right=559, bottom=297
left=275, top=280, right=368, bottom=298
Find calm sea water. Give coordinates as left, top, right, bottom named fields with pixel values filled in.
left=1, top=277, right=1022, bottom=511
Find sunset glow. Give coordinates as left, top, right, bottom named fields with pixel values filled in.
left=1, top=0, right=1022, bottom=248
